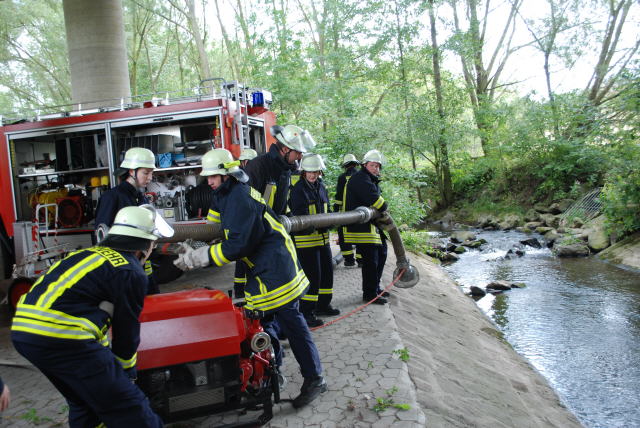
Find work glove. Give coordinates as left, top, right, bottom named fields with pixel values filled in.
left=376, top=210, right=396, bottom=232
left=173, top=243, right=211, bottom=271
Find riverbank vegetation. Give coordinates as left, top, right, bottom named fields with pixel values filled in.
left=1, top=0, right=638, bottom=235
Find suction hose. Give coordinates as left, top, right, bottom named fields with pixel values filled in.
left=158, top=207, right=419, bottom=288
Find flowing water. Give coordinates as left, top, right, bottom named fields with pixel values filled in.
left=438, top=229, right=640, bottom=428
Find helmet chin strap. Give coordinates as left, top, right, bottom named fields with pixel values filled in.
left=128, top=169, right=145, bottom=190
left=139, top=241, right=155, bottom=265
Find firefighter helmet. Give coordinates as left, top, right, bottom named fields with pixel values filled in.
left=362, top=149, right=384, bottom=166
left=200, top=149, right=249, bottom=183
left=239, top=148, right=258, bottom=161
left=341, top=153, right=359, bottom=166
left=270, top=124, right=311, bottom=153
left=120, top=147, right=156, bottom=170
left=107, top=205, right=174, bottom=241
left=300, top=153, right=326, bottom=172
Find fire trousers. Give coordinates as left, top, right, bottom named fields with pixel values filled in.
left=12, top=338, right=162, bottom=428
left=296, top=245, right=334, bottom=315
left=261, top=299, right=322, bottom=379
left=356, top=241, right=388, bottom=299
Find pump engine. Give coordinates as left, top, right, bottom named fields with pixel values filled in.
left=136, top=288, right=278, bottom=425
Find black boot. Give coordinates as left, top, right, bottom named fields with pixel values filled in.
left=293, top=376, right=327, bottom=408
left=304, top=314, right=324, bottom=327
left=364, top=295, right=388, bottom=305
left=315, top=305, right=341, bottom=316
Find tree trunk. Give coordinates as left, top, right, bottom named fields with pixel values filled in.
left=393, top=0, right=422, bottom=203
left=185, top=0, right=211, bottom=80
left=428, top=0, right=452, bottom=207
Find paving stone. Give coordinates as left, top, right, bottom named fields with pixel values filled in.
left=372, top=416, right=399, bottom=427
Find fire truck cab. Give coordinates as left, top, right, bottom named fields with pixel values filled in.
left=0, top=79, right=276, bottom=287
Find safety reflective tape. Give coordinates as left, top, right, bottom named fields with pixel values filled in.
left=14, top=305, right=103, bottom=338
left=301, top=294, right=319, bottom=302
left=372, top=196, right=385, bottom=210
left=234, top=277, right=247, bottom=284
left=343, top=232, right=382, bottom=244
left=210, top=243, right=230, bottom=267
left=207, top=209, right=221, bottom=223
left=245, top=270, right=309, bottom=312
left=319, top=288, right=333, bottom=295
left=144, top=260, right=153, bottom=275
left=36, top=253, right=107, bottom=308
left=115, top=353, right=137, bottom=370
left=264, top=212, right=298, bottom=262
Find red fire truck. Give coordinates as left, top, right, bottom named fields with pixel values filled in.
left=1, top=80, right=283, bottom=424
left=0, top=79, right=275, bottom=291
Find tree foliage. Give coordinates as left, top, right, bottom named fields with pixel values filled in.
left=0, top=0, right=638, bottom=231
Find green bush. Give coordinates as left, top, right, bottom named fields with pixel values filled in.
left=601, top=145, right=640, bottom=236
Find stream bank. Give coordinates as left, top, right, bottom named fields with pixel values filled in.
left=430, top=228, right=640, bottom=428
left=391, top=252, right=583, bottom=428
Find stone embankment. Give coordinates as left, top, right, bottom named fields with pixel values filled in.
left=429, top=198, right=614, bottom=262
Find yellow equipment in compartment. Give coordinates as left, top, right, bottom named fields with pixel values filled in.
left=29, top=188, right=69, bottom=225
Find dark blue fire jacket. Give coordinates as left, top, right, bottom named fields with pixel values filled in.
left=244, top=144, right=296, bottom=215
left=206, top=178, right=309, bottom=314
left=333, top=166, right=357, bottom=212
left=94, top=181, right=149, bottom=228
left=344, top=168, right=387, bottom=245
left=289, top=178, right=331, bottom=249
left=11, top=247, right=147, bottom=376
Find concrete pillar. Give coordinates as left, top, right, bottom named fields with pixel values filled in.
left=63, top=0, right=131, bottom=108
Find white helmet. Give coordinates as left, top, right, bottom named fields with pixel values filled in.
left=239, top=148, right=258, bottom=161
left=107, top=204, right=174, bottom=241
left=341, top=154, right=358, bottom=166
left=120, top=147, right=156, bottom=170
left=271, top=125, right=315, bottom=153
left=300, top=153, right=326, bottom=172
left=362, top=149, right=384, bottom=166
left=200, top=149, right=249, bottom=183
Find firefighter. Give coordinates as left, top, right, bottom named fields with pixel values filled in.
left=174, top=148, right=327, bottom=409
left=238, top=147, right=258, bottom=168
left=231, top=125, right=314, bottom=298
left=11, top=205, right=173, bottom=428
left=344, top=149, right=390, bottom=305
left=334, top=153, right=361, bottom=267
left=289, top=154, right=340, bottom=326
left=94, top=147, right=159, bottom=294
left=228, top=147, right=259, bottom=298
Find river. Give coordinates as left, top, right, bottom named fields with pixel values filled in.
left=437, top=229, right=640, bottom=428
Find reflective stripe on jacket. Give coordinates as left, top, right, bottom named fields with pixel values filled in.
left=333, top=166, right=357, bottom=211
left=289, top=177, right=331, bottom=249
left=344, top=168, right=388, bottom=245
left=11, top=247, right=147, bottom=370
left=207, top=179, right=309, bottom=313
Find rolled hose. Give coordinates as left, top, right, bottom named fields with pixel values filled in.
left=158, top=207, right=419, bottom=288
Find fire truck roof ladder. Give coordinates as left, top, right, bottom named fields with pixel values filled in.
left=0, top=77, right=243, bottom=126
left=224, top=81, right=251, bottom=149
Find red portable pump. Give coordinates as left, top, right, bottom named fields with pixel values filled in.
left=136, top=288, right=279, bottom=425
